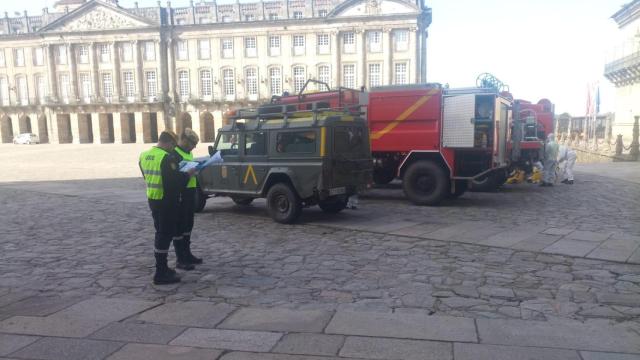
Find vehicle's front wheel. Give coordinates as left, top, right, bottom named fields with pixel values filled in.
left=266, top=183, right=302, bottom=224
left=318, top=195, right=348, bottom=213
left=232, top=196, right=254, bottom=206
left=194, top=186, right=207, bottom=213
left=402, top=160, right=449, bottom=205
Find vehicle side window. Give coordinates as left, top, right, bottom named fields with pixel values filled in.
left=334, top=126, right=365, bottom=154
left=215, top=132, right=239, bottom=156
left=245, top=132, right=266, bottom=156
left=276, top=131, right=316, bottom=153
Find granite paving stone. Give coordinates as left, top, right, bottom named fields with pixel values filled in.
left=566, top=231, right=613, bottom=242
left=0, top=314, right=110, bottom=338
left=543, top=239, right=601, bottom=257
left=219, top=352, right=357, bottom=360
left=339, top=336, right=452, bottom=360
left=10, top=337, right=123, bottom=360
left=89, top=322, right=186, bottom=344
left=272, top=333, right=344, bottom=356
left=542, top=228, right=576, bottom=236
left=105, top=343, right=223, bottom=360
left=219, top=308, right=332, bottom=333
left=170, top=328, right=282, bottom=352
left=0, top=334, right=39, bottom=356
left=0, top=295, right=85, bottom=317
left=454, top=343, right=581, bottom=360
left=53, top=298, right=159, bottom=322
left=580, top=352, right=640, bottom=360
left=586, top=248, right=632, bottom=262
left=324, top=310, right=477, bottom=342
left=137, top=302, right=236, bottom=327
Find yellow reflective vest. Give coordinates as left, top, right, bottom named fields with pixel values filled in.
left=174, top=146, right=197, bottom=189
left=139, top=147, right=169, bottom=200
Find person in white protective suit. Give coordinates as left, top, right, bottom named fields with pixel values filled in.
left=541, top=133, right=559, bottom=187
left=557, top=144, right=577, bottom=185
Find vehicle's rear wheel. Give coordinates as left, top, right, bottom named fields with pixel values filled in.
left=373, top=167, right=395, bottom=185
left=194, top=186, right=207, bottom=213
left=318, top=195, right=348, bottom=213
left=266, top=183, right=302, bottom=224
left=402, top=160, right=449, bottom=205
left=232, top=196, right=254, bottom=206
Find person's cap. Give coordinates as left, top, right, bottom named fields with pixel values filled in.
left=182, top=128, right=200, bottom=145
left=160, top=130, right=178, bottom=144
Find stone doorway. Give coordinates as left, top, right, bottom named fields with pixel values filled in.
left=120, top=113, right=136, bottom=143
left=57, top=114, right=72, bottom=144
left=99, top=113, right=115, bottom=143
left=142, top=112, right=159, bottom=143
left=0, top=115, right=13, bottom=143
left=78, top=114, right=93, bottom=144
left=200, top=111, right=215, bottom=142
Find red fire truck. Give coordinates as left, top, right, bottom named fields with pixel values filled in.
left=260, top=77, right=552, bottom=205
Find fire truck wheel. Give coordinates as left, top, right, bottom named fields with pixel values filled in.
left=267, top=183, right=302, bottom=224
left=402, top=161, right=449, bottom=205
left=373, top=168, right=396, bottom=185
left=318, top=195, right=348, bottom=213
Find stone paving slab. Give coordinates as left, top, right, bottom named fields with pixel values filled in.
left=170, top=328, right=282, bottom=352
left=339, top=336, right=452, bottom=360
left=0, top=334, right=39, bottom=356
left=0, top=295, right=85, bottom=317
left=566, top=231, right=613, bottom=242
left=105, top=343, right=223, bottom=360
left=476, top=318, right=640, bottom=353
left=219, top=352, right=362, bottom=360
left=454, top=343, right=581, bottom=360
left=580, top=352, right=640, bottom=360
left=219, top=308, right=333, bottom=333
left=587, top=248, right=633, bottom=262
left=89, top=322, right=187, bottom=344
left=0, top=314, right=110, bottom=338
left=137, top=302, right=236, bottom=328
left=272, top=333, right=344, bottom=357
left=324, top=311, right=477, bottom=342
left=510, top=234, right=562, bottom=252
left=596, top=293, right=640, bottom=307
left=542, top=239, right=601, bottom=257
left=10, top=337, right=123, bottom=360
left=54, top=298, right=159, bottom=322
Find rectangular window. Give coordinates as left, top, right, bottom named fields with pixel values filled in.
left=176, top=40, right=188, bottom=60
left=276, top=131, right=316, bottom=153
left=100, top=44, right=110, bottom=63
left=317, top=65, right=330, bottom=89
left=198, top=39, right=210, bottom=60
left=78, top=45, right=89, bottom=64
left=394, top=29, right=409, bottom=51
left=245, top=67, right=258, bottom=100
left=368, top=63, right=381, bottom=88
left=221, top=38, right=233, bottom=58
left=293, top=11, right=303, bottom=19
left=318, top=9, right=328, bottom=17
left=342, top=64, right=355, bottom=89
left=269, top=67, right=281, bottom=96
left=245, top=14, right=255, bottom=21
left=57, top=45, right=67, bottom=65
left=245, top=132, right=266, bottom=156
left=0, top=50, right=5, bottom=67
left=222, top=15, right=231, bottom=23
left=17, top=76, right=28, bottom=105
left=200, top=69, right=212, bottom=98
left=80, top=73, right=92, bottom=102
left=293, top=35, right=305, bottom=56
left=36, top=75, right=46, bottom=102
left=269, top=35, right=280, bottom=56
left=0, top=77, right=10, bottom=105
left=144, top=41, right=155, bottom=61
left=269, top=13, right=278, bottom=20
left=317, top=34, right=330, bottom=55
left=59, top=73, right=70, bottom=103
left=293, top=66, right=305, bottom=93
left=123, top=70, right=135, bottom=100
left=245, top=37, right=257, bottom=58
left=394, top=62, right=407, bottom=85
left=223, top=68, right=235, bottom=99
left=178, top=70, right=190, bottom=100
left=14, top=48, right=25, bottom=67
left=146, top=70, right=157, bottom=98
left=343, top=32, right=356, bottom=54
left=121, top=43, right=133, bottom=62
left=33, top=47, right=44, bottom=66
left=102, top=73, right=113, bottom=100
left=334, top=126, right=366, bottom=155
left=368, top=31, right=382, bottom=52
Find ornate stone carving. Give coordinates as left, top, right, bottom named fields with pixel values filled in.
left=366, top=0, right=381, bottom=15
left=58, top=7, right=147, bottom=31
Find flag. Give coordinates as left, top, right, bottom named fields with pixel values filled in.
left=595, top=86, right=600, bottom=114
left=585, top=84, right=593, bottom=117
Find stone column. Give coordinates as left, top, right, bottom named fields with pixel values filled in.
left=111, top=42, right=121, bottom=100
left=91, top=112, right=100, bottom=143
left=331, top=31, right=340, bottom=87
left=167, top=39, right=175, bottom=101
left=69, top=44, right=78, bottom=102
left=359, top=30, right=366, bottom=88
left=46, top=44, right=58, bottom=100
left=70, top=113, right=80, bottom=144
left=49, top=112, right=60, bottom=144
left=90, top=42, right=99, bottom=100
left=112, top=112, right=122, bottom=144
left=134, top=111, right=144, bottom=143
left=10, top=116, right=19, bottom=137
left=415, top=26, right=421, bottom=83
left=156, top=39, right=166, bottom=101
left=134, top=40, right=144, bottom=101
left=386, top=28, right=393, bottom=84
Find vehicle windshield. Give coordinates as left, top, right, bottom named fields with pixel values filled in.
left=215, top=132, right=239, bottom=156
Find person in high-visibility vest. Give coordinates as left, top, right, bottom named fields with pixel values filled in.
left=173, top=128, right=202, bottom=270
left=139, top=130, right=195, bottom=285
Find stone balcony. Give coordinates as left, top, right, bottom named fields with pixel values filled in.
left=604, top=50, right=640, bottom=87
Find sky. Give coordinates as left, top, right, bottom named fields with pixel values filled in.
left=9, top=0, right=628, bottom=115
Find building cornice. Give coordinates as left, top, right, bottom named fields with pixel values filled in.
left=611, top=0, right=640, bottom=28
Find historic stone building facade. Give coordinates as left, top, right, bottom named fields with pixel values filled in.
left=604, top=0, right=640, bottom=144
left=0, top=0, right=431, bottom=144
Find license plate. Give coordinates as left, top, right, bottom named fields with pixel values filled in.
left=329, top=187, right=346, bottom=195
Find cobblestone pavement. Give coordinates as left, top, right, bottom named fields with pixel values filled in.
left=0, top=145, right=639, bottom=359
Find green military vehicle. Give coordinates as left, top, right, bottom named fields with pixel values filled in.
left=194, top=102, right=372, bottom=224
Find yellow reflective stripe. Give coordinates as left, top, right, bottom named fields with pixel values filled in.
left=143, top=170, right=162, bottom=176
left=320, top=127, right=326, bottom=157
left=146, top=183, right=163, bottom=189
left=370, top=88, right=439, bottom=140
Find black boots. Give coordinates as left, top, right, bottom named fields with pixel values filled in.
left=174, top=239, right=195, bottom=271
left=153, top=253, right=181, bottom=285
left=184, top=236, right=203, bottom=265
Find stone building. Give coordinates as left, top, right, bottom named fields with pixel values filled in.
left=0, top=0, right=431, bottom=144
left=604, top=0, right=640, bottom=144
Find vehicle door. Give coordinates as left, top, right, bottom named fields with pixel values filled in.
left=331, top=125, right=372, bottom=190
left=493, top=97, right=511, bottom=167
left=239, top=131, right=268, bottom=194
left=200, top=131, right=241, bottom=192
